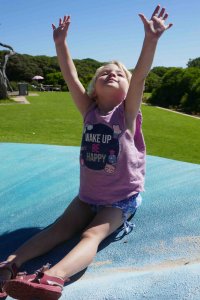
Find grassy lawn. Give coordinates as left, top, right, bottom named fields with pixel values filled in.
left=0, top=99, right=17, bottom=104
left=0, top=92, right=83, bottom=146
left=142, top=106, right=200, bottom=164
left=0, top=92, right=199, bottom=164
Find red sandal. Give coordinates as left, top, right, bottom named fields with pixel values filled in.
left=4, top=263, right=69, bottom=300
left=0, top=261, right=18, bottom=298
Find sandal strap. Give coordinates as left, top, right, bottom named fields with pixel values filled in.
left=39, top=273, right=65, bottom=289
left=33, top=263, right=70, bottom=289
left=0, top=261, right=18, bottom=279
left=35, top=263, right=51, bottom=276
left=30, top=263, right=70, bottom=289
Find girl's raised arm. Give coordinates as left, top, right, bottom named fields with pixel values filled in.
left=125, top=5, right=173, bottom=133
left=52, top=16, right=93, bottom=117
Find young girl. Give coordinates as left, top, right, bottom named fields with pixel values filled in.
left=1, top=5, right=172, bottom=300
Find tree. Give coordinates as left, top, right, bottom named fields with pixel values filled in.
left=6, top=54, right=43, bottom=82
left=151, top=66, right=170, bottom=77
left=187, top=57, right=200, bottom=68
left=148, top=67, right=200, bottom=114
left=4, top=54, right=102, bottom=91
left=149, top=68, right=184, bottom=107
left=45, top=72, right=65, bottom=86
left=145, top=71, right=161, bottom=92
left=0, top=43, right=15, bottom=99
left=178, top=68, right=200, bottom=113
left=145, top=66, right=171, bottom=93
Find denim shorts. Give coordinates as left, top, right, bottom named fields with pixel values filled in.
left=90, top=193, right=142, bottom=234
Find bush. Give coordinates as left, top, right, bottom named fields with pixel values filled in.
left=28, top=84, right=38, bottom=92
left=9, top=81, right=18, bottom=91
left=61, top=85, right=69, bottom=91
left=148, top=67, right=200, bottom=114
left=149, top=68, right=184, bottom=107
left=45, top=72, right=67, bottom=90
left=180, top=78, right=200, bottom=114
left=180, top=67, right=200, bottom=93
left=187, top=57, right=200, bottom=68
left=151, top=66, right=171, bottom=77
left=145, top=72, right=161, bottom=93
left=9, top=81, right=37, bottom=92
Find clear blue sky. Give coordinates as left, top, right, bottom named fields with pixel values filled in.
left=0, top=0, right=199, bottom=69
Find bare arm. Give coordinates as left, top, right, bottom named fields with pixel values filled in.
left=125, top=5, right=173, bottom=132
left=52, top=16, right=93, bottom=117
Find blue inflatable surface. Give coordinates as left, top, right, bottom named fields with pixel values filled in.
left=0, top=143, right=200, bottom=300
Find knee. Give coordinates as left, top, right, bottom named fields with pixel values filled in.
left=81, top=229, right=101, bottom=243
left=81, top=229, right=95, bottom=240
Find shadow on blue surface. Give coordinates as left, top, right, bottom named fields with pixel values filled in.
left=0, top=220, right=129, bottom=283
left=0, top=143, right=200, bottom=300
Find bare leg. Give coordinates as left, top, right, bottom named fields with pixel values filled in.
left=45, top=207, right=124, bottom=280
left=0, top=197, right=95, bottom=281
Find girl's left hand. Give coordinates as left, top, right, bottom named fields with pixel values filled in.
left=139, top=5, right=173, bottom=40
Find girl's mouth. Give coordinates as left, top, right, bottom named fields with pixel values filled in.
left=106, top=79, right=118, bottom=83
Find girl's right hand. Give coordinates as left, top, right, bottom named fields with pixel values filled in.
left=52, top=15, right=71, bottom=45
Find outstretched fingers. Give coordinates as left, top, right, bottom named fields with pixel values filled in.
left=59, top=18, right=62, bottom=27
left=152, top=15, right=173, bottom=30
left=151, top=5, right=173, bottom=31
left=163, top=13, right=168, bottom=21
left=151, top=5, right=168, bottom=20
left=139, top=5, right=173, bottom=38
left=151, top=4, right=160, bottom=19
left=52, top=15, right=71, bottom=31
left=166, top=23, right=173, bottom=30
left=63, top=15, right=70, bottom=23
left=138, top=13, right=149, bottom=25
left=158, top=7, right=166, bottom=19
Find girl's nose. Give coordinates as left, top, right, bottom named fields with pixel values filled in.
left=108, top=72, right=117, bottom=78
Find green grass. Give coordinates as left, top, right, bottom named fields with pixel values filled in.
left=143, top=92, right=151, bottom=99
left=0, top=92, right=199, bottom=164
left=0, top=92, right=83, bottom=146
left=0, top=99, right=17, bottom=104
left=142, top=106, right=200, bottom=164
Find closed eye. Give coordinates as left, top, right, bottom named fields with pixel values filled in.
left=117, top=73, right=125, bottom=77
left=99, top=72, right=108, bottom=76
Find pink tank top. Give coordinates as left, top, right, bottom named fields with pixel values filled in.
left=79, top=101, right=146, bottom=205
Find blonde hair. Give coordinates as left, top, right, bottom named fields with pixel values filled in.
left=87, top=60, right=132, bottom=99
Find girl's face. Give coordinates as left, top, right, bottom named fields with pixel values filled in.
left=94, top=64, right=129, bottom=100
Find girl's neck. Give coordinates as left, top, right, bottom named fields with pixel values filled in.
left=96, top=94, right=124, bottom=115
left=97, top=103, right=116, bottom=115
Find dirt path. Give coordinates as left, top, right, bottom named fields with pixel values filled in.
left=156, top=106, right=200, bottom=120
left=142, top=103, right=200, bottom=120
left=10, top=93, right=39, bottom=104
